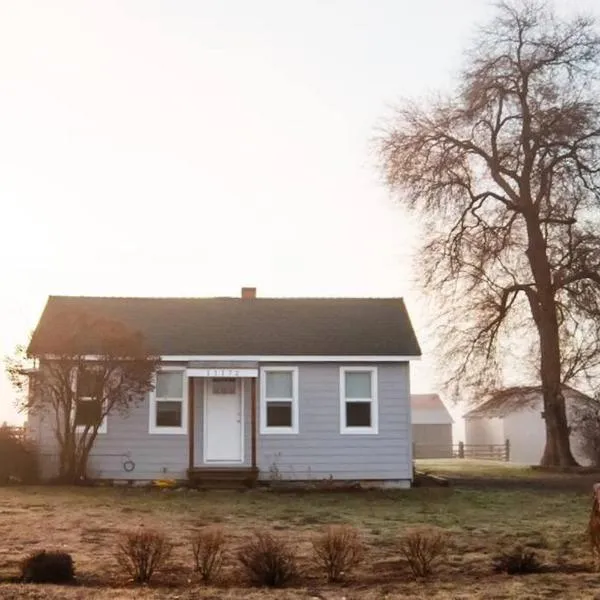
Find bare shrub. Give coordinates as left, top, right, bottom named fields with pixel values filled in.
left=116, top=528, right=172, bottom=584
left=21, top=550, right=74, bottom=583
left=0, top=425, right=39, bottom=484
left=400, top=527, right=448, bottom=578
left=312, top=525, right=364, bottom=582
left=237, top=531, right=298, bottom=587
left=191, top=526, right=226, bottom=583
left=493, top=545, right=543, bottom=575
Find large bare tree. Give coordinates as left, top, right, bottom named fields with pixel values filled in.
left=379, top=1, right=600, bottom=466
left=7, top=312, right=159, bottom=482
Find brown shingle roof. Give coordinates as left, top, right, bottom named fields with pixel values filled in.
left=28, top=295, right=422, bottom=358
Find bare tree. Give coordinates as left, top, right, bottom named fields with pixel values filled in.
left=378, top=1, right=600, bottom=466
left=6, top=311, right=159, bottom=482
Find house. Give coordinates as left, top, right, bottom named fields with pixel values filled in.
left=464, top=386, right=594, bottom=465
left=410, top=394, right=453, bottom=458
left=26, top=289, right=421, bottom=487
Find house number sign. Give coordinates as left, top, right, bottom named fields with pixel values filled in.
left=206, top=369, right=241, bottom=378
left=186, top=367, right=259, bottom=378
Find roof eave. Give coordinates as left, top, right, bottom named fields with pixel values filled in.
left=34, top=353, right=422, bottom=362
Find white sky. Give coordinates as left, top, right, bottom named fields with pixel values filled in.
left=1, top=0, right=598, bottom=433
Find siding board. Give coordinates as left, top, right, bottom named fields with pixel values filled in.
left=31, top=363, right=412, bottom=483
left=257, top=363, right=411, bottom=481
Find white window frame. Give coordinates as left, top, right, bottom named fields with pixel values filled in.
left=149, top=368, right=188, bottom=435
left=260, top=366, right=299, bottom=435
left=72, top=367, right=108, bottom=435
left=339, top=366, right=378, bottom=435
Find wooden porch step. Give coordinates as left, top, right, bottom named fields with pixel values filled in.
left=187, top=467, right=259, bottom=488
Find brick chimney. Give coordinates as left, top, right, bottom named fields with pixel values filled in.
left=241, top=287, right=256, bottom=299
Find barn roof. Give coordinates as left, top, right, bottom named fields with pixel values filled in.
left=411, top=393, right=454, bottom=425
left=463, top=385, right=595, bottom=419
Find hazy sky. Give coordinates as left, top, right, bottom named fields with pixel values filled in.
left=1, top=0, right=598, bottom=427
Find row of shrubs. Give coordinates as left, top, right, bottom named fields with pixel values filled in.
left=22, top=525, right=444, bottom=586
left=20, top=525, right=546, bottom=587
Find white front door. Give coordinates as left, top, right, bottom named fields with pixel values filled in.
left=204, top=378, right=243, bottom=463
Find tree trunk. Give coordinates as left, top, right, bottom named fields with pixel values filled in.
left=58, top=446, right=68, bottom=480
left=524, top=214, right=577, bottom=467
left=65, top=441, right=79, bottom=483
left=56, top=423, right=99, bottom=483
left=76, top=437, right=95, bottom=481
left=56, top=431, right=84, bottom=484
left=538, top=313, right=577, bottom=466
left=58, top=433, right=75, bottom=481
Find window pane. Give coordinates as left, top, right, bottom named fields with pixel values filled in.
left=266, top=401, right=292, bottom=427
left=345, top=372, right=371, bottom=398
left=266, top=371, right=293, bottom=398
left=212, top=378, right=237, bottom=395
left=75, top=399, right=102, bottom=427
left=156, top=372, right=183, bottom=398
left=346, top=401, right=372, bottom=427
left=78, top=369, right=102, bottom=398
left=156, top=401, right=182, bottom=427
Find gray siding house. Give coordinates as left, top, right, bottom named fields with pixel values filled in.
left=27, top=289, right=421, bottom=487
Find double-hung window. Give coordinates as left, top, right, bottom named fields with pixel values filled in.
left=74, top=367, right=107, bottom=434
left=149, top=370, right=187, bottom=434
left=340, top=367, right=378, bottom=434
left=260, top=367, right=299, bottom=434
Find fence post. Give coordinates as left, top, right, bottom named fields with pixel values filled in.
left=412, top=442, right=416, bottom=460
left=458, top=441, right=465, bottom=459
left=505, top=439, right=510, bottom=462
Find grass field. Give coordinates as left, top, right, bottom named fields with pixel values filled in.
left=415, top=458, right=543, bottom=478
left=0, top=473, right=599, bottom=599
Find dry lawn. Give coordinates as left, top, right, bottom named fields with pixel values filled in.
left=416, top=459, right=546, bottom=478
left=0, top=479, right=598, bottom=598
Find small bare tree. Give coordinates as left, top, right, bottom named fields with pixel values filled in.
left=378, top=1, right=600, bottom=466
left=6, top=310, right=159, bottom=482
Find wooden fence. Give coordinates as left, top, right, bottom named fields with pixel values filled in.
left=414, top=440, right=510, bottom=462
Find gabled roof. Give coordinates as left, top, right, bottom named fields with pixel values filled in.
left=411, top=393, right=453, bottom=425
left=28, top=295, right=422, bottom=358
left=463, top=385, right=594, bottom=419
